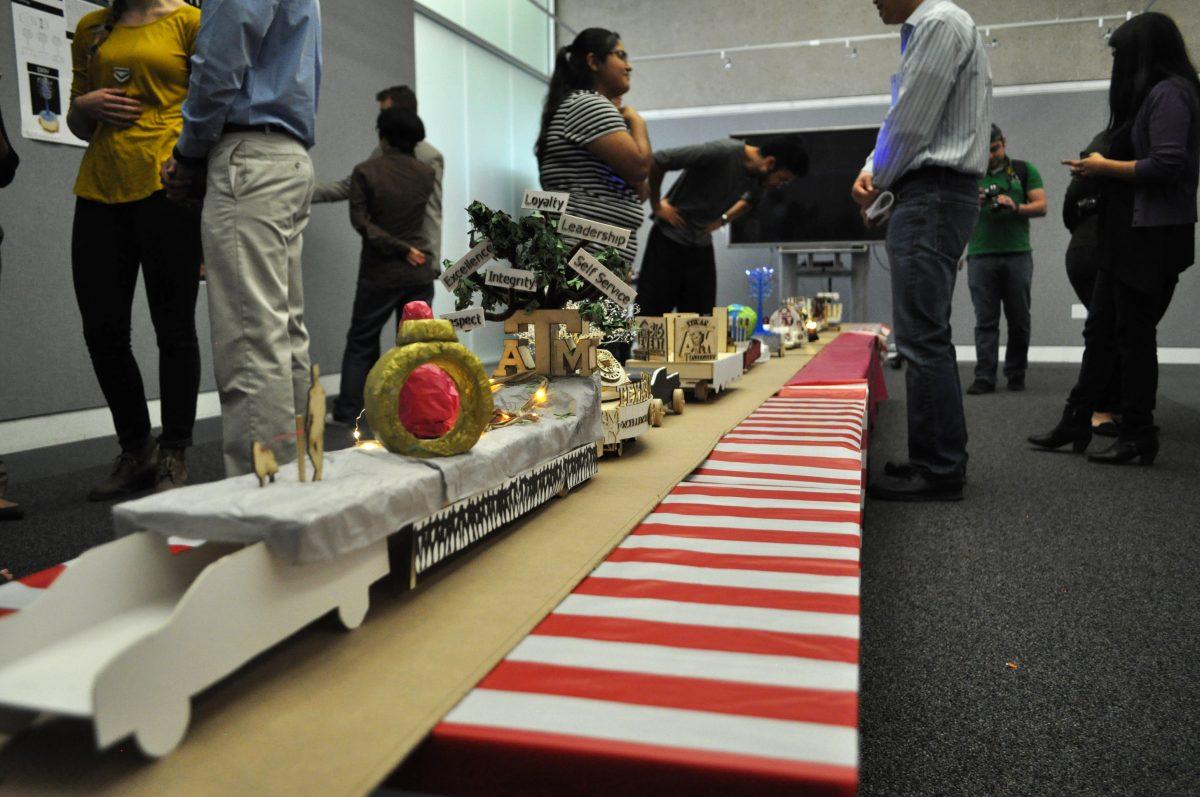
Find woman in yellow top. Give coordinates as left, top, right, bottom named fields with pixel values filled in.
left=68, top=0, right=202, bottom=500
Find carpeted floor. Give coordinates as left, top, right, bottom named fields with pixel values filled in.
left=860, top=363, right=1200, bottom=796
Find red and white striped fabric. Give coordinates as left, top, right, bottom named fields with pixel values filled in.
left=0, top=537, right=200, bottom=618
left=400, top=381, right=870, bottom=796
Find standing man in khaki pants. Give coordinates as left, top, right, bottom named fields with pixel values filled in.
left=163, top=0, right=323, bottom=476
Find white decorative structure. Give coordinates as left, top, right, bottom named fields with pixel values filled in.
left=0, top=533, right=388, bottom=757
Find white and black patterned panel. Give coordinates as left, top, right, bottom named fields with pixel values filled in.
left=412, top=445, right=598, bottom=575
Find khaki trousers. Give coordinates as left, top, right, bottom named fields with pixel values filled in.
left=202, top=132, right=314, bottom=476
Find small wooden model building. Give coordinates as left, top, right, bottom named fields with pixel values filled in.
left=628, top=308, right=742, bottom=401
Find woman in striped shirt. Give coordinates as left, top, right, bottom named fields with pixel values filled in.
left=535, top=28, right=652, bottom=268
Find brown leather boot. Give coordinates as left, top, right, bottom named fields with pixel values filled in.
left=155, top=447, right=189, bottom=493
left=88, top=439, right=158, bottom=501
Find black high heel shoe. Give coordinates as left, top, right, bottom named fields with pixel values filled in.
left=1029, top=407, right=1092, bottom=453
left=1087, top=430, right=1159, bottom=466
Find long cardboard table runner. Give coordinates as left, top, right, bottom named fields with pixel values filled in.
left=0, top=344, right=839, bottom=795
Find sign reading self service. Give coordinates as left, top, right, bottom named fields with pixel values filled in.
left=567, top=249, right=636, bottom=307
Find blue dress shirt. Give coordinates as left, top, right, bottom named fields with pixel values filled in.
left=865, top=0, right=992, bottom=189
left=176, top=0, right=322, bottom=160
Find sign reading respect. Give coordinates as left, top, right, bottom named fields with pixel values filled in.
left=441, top=307, right=486, bottom=332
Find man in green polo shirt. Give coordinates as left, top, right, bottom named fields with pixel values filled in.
left=965, top=124, right=1047, bottom=394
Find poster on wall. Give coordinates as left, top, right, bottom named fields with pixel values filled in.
left=8, top=0, right=200, bottom=147
left=10, top=0, right=104, bottom=147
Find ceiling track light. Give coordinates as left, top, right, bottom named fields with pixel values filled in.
left=720, top=49, right=733, bottom=70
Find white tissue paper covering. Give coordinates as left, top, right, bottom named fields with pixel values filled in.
left=113, top=376, right=602, bottom=564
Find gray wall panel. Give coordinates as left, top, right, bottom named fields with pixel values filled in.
left=0, top=2, right=416, bottom=422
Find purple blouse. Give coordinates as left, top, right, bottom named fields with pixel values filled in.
left=1131, top=77, right=1200, bottom=227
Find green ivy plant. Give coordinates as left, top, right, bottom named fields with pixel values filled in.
left=449, top=201, right=632, bottom=337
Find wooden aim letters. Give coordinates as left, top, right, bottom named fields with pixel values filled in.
left=502, top=309, right=596, bottom=377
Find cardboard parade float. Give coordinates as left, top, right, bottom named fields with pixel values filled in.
left=0, top=194, right=640, bottom=758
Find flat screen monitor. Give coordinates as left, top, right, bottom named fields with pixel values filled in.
left=730, top=125, right=884, bottom=247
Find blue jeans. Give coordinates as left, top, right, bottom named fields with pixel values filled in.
left=333, top=279, right=435, bottom=423
left=886, top=169, right=980, bottom=479
left=967, top=251, right=1034, bottom=384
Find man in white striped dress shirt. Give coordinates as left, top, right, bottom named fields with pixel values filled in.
left=852, top=0, right=992, bottom=501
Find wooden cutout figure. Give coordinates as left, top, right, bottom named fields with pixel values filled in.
left=294, top=415, right=307, bottom=482
left=711, top=306, right=729, bottom=355
left=633, top=316, right=668, bottom=360
left=663, top=312, right=699, bottom=363
left=306, top=364, right=326, bottom=481
left=252, top=441, right=278, bottom=487
left=493, top=338, right=533, bottom=378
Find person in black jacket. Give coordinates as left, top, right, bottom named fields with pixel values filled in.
left=0, top=96, right=23, bottom=521
left=1031, top=12, right=1200, bottom=465
left=1062, top=130, right=1120, bottom=437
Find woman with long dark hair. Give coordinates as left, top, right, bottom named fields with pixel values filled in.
left=536, top=28, right=652, bottom=266
left=1030, top=12, right=1199, bottom=465
left=67, top=0, right=202, bottom=498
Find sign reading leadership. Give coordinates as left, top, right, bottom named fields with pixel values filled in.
left=558, top=214, right=632, bottom=251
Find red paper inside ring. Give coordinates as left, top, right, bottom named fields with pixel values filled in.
left=399, top=363, right=462, bottom=439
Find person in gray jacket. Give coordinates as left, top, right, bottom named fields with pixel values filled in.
left=313, top=86, right=443, bottom=270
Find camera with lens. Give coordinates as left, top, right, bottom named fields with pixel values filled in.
left=982, top=184, right=1008, bottom=212
left=1075, top=195, right=1103, bottom=218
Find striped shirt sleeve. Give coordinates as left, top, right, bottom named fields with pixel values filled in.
left=872, top=19, right=965, bottom=188
left=561, top=93, right=627, bottom=146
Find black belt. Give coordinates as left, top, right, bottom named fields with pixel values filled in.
left=894, top=165, right=975, bottom=189
left=222, top=122, right=305, bottom=146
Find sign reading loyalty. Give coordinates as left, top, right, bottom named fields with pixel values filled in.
left=558, top=214, right=632, bottom=251
left=441, top=239, right=495, bottom=291
left=441, top=307, right=486, bottom=332
left=567, top=249, right=636, bottom=307
left=521, top=189, right=570, bottom=214
left=485, top=268, right=538, bottom=293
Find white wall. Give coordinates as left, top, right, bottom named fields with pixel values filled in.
left=414, top=6, right=551, bottom=363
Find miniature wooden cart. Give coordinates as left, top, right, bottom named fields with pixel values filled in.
left=627, top=310, right=743, bottom=401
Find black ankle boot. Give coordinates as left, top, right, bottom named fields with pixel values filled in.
left=1087, top=428, right=1159, bottom=466
left=1028, top=406, right=1092, bottom=453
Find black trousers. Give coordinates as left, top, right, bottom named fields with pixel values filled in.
left=635, top=225, right=717, bottom=316
left=1067, top=267, right=1177, bottom=432
left=1065, top=243, right=1120, bottom=413
left=72, top=193, right=202, bottom=451
left=333, top=279, right=435, bottom=423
